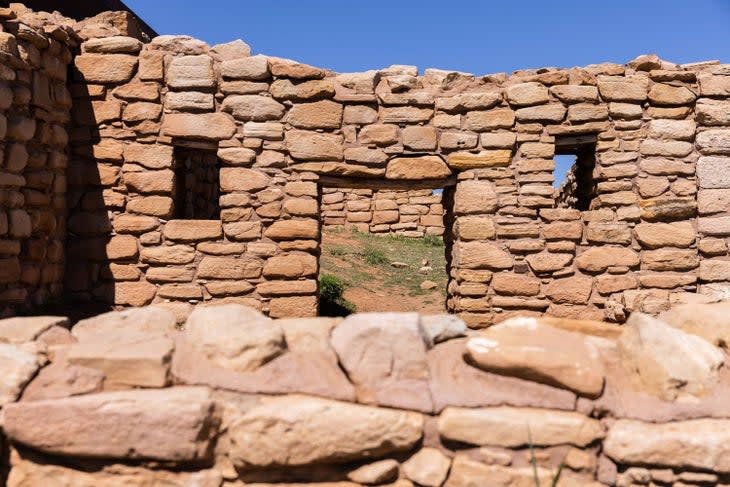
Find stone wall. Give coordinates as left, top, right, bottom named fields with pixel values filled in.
left=2, top=302, right=730, bottom=486
left=2, top=3, right=730, bottom=325
left=321, top=187, right=445, bottom=237
left=0, top=7, right=77, bottom=314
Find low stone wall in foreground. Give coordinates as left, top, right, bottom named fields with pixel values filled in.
left=2, top=302, right=730, bottom=486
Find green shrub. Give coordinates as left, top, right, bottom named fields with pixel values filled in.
left=319, top=273, right=356, bottom=316
left=328, top=246, right=348, bottom=257
left=422, top=234, right=443, bottom=247
left=361, top=247, right=388, bottom=265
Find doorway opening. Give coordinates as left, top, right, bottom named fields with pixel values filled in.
left=318, top=178, right=455, bottom=317
left=554, top=134, right=597, bottom=211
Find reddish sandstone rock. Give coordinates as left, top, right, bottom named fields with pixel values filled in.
left=659, top=302, right=730, bottom=351
left=402, top=447, right=451, bottom=487
left=347, top=459, right=399, bottom=484
left=3, top=387, right=218, bottom=462
left=227, top=395, right=422, bottom=467
left=0, top=344, right=40, bottom=406
left=466, top=317, right=605, bottom=397
left=331, top=313, right=433, bottom=412
left=161, top=112, right=236, bottom=140
left=385, top=156, right=452, bottom=180
left=0, top=316, right=68, bottom=344
left=74, top=54, right=137, bottom=83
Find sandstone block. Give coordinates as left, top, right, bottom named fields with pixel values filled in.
left=454, top=180, right=498, bottom=214
left=576, top=247, right=639, bottom=273
left=465, top=108, right=515, bottom=131
left=359, top=123, right=399, bottom=145
left=447, top=150, right=511, bottom=169
left=228, top=394, right=422, bottom=467
left=438, top=406, right=604, bottom=447
left=619, top=312, right=724, bottom=401
left=491, top=273, right=540, bottom=296
left=550, top=85, right=599, bottom=103
left=436, top=92, right=502, bottom=112
left=222, top=94, right=285, bottom=121
left=402, top=125, right=438, bottom=150
left=343, top=105, right=378, bottom=124
left=634, top=221, right=695, bottom=248
left=166, top=55, right=214, bottom=89
left=545, top=274, right=593, bottom=304
left=264, top=219, right=319, bottom=239
left=263, top=252, right=317, bottom=278
left=386, top=155, right=451, bottom=180
left=380, top=106, right=433, bottom=123
left=697, top=129, right=730, bottom=155
left=219, top=167, right=270, bottom=191
left=165, top=91, right=214, bottom=110
left=141, top=244, right=195, bottom=265
left=597, top=75, right=649, bottom=102
left=286, top=130, right=344, bottom=160
left=220, top=54, right=269, bottom=80
left=164, top=220, right=222, bottom=241
left=648, top=83, right=696, bottom=106
left=270, top=78, right=335, bottom=101
left=287, top=99, right=343, bottom=129
left=455, top=215, right=496, bottom=240
left=331, top=312, right=433, bottom=412
left=647, top=119, right=696, bottom=140
left=124, top=169, right=174, bottom=194
left=74, top=54, right=137, bottom=84
left=466, top=317, right=604, bottom=397
left=269, top=295, right=318, bottom=318
left=506, top=82, right=549, bottom=106
left=0, top=343, right=39, bottom=406
left=454, top=241, right=512, bottom=270
left=604, top=419, right=730, bottom=473
left=3, top=387, right=218, bottom=462
left=525, top=251, right=573, bottom=274
left=696, top=99, right=730, bottom=126
left=197, top=256, right=262, bottom=279
left=123, top=143, right=173, bottom=169
left=698, top=73, right=730, bottom=97
left=403, top=448, right=451, bottom=487
left=184, top=304, right=285, bottom=372
left=348, top=459, right=399, bottom=485
left=515, top=104, right=566, bottom=122
left=83, top=36, right=143, bottom=54
left=161, top=112, right=236, bottom=140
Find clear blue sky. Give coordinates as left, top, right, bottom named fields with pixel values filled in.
left=124, top=0, right=730, bottom=75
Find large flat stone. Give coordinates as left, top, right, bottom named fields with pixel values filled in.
left=438, top=406, right=604, bottom=447
left=0, top=316, right=68, bottom=344
left=74, top=54, right=137, bottom=84
left=466, top=317, right=605, bottom=397
left=330, top=312, right=433, bottom=412
left=0, top=344, right=40, bottom=406
left=161, top=113, right=236, bottom=140
left=604, top=419, right=730, bottom=472
left=3, top=387, right=218, bottom=462
left=385, top=155, right=452, bottom=180
left=228, top=394, right=423, bottom=467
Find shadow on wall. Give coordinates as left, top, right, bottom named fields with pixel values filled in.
left=63, top=75, right=114, bottom=320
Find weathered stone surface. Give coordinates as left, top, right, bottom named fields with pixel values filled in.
left=286, top=130, right=344, bottom=160
left=331, top=313, right=433, bottom=412
left=597, top=75, right=649, bottom=102
left=385, top=156, right=451, bottom=180
left=83, top=36, right=143, bottom=54
left=604, top=419, right=730, bottom=473
left=166, top=55, right=214, bottom=89
left=659, top=302, right=730, bottom=351
left=445, top=456, right=585, bottom=487
left=220, top=167, right=270, bottom=191
left=696, top=99, right=730, bottom=126
left=183, top=305, right=285, bottom=372
left=466, top=317, right=604, bottom=396
left=220, top=55, right=269, bottom=80
left=438, top=406, right=604, bottom=447
left=164, top=220, right=222, bottom=241
left=264, top=219, right=319, bottom=239
left=454, top=241, right=512, bottom=270
left=619, top=313, right=724, bottom=401
left=697, top=156, right=730, bottom=188
left=222, top=94, right=285, bottom=121
left=421, top=314, right=467, bottom=346
left=0, top=344, right=39, bottom=406
left=428, top=339, right=577, bottom=412
left=74, top=54, right=137, bottom=83
left=72, top=307, right=178, bottom=342
left=525, top=251, right=573, bottom=274
left=634, top=222, right=695, bottom=248
left=3, top=387, right=218, bottom=461
left=697, top=129, right=730, bottom=155
left=436, top=92, right=502, bottom=112
left=506, top=82, right=549, bottom=106
left=228, top=394, right=423, bottom=467
left=453, top=180, right=498, bottom=214
left=288, top=100, right=343, bottom=129
left=403, top=448, right=451, bottom=487
left=576, top=247, right=639, bottom=273
left=161, top=112, right=236, bottom=140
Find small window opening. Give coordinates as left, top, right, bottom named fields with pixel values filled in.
left=554, top=135, right=597, bottom=211
left=173, top=147, right=220, bottom=219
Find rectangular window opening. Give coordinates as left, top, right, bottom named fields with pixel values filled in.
left=554, top=135, right=597, bottom=211
left=173, top=147, right=220, bottom=220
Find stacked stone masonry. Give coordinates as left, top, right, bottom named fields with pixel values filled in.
left=0, top=3, right=730, bottom=326
left=321, top=187, right=445, bottom=237
left=1, top=302, right=730, bottom=485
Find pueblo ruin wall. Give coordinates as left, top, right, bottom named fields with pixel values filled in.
left=0, top=4, right=730, bottom=326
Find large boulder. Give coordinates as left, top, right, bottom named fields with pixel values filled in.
left=184, top=304, right=285, bottom=373
left=71, top=306, right=177, bottom=341
left=330, top=312, right=433, bottom=412
left=227, top=394, right=423, bottom=467
left=0, top=316, right=68, bottom=344
left=438, top=406, right=604, bottom=447
left=604, top=419, right=730, bottom=473
left=659, top=301, right=730, bottom=351
left=3, top=387, right=219, bottom=462
left=465, top=317, right=605, bottom=397
left=618, top=313, right=724, bottom=400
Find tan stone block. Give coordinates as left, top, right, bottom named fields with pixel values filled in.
left=146, top=267, right=195, bottom=283
left=126, top=196, right=174, bottom=217
left=123, top=143, right=173, bottom=170
left=220, top=55, right=269, bottom=80
left=161, top=112, right=236, bottom=140
left=455, top=241, right=512, bottom=270
left=344, top=147, right=388, bottom=164
left=386, top=155, right=451, bottom=180
left=124, top=170, right=174, bottom=194
left=634, top=222, right=695, bottom=249
left=597, top=75, right=649, bottom=102
left=138, top=50, right=164, bottom=81
left=696, top=99, right=730, bottom=126
left=284, top=181, right=318, bottom=197
left=343, top=105, right=378, bottom=125
left=165, top=91, right=214, bottom=111
left=198, top=242, right=247, bottom=255
left=506, top=82, right=549, bottom=106
left=219, top=167, right=270, bottom=192
left=492, top=272, right=540, bottom=296
left=402, top=126, right=437, bottom=150
left=699, top=259, right=730, bottom=281
left=453, top=216, right=495, bottom=240
left=286, top=130, right=343, bottom=160
left=204, top=280, right=254, bottom=296
left=166, top=55, right=214, bottom=89
left=163, top=220, right=222, bottom=241
left=243, top=122, right=284, bottom=139
left=515, top=104, right=566, bottom=122
left=113, top=81, right=160, bottom=101
left=544, top=275, right=593, bottom=304
left=480, top=132, right=517, bottom=149
left=520, top=142, right=554, bottom=158
left=543, top=221, right=583, bottom=240
left=269, top=78, right=334, bottom=100
left=359, top=124, right=398, bottom=146
left=454, top=180, right=498, bottom=214
left=380, top=106, right=433, bottom=123
left=586, top=223, right=631, bottom=245
left=596, top=274, right=638, bottom=294
left=643, top=249, right=698, bottom=271
left=287, top=100, right=343, bottom=129
left=567, top=103, right=608, bottom=122
left=112, top=215, right=159, bottom=234
left=256, top=279, right=317, bottom=296
left=648, top=83, right=696, bottom=106
left=525, top=251, right=574, bottom=273
left=123, top=102, right=162, bottom=123
left=440, top=131, right=478, bottom=150
left=222, top=94, right=285, bottom=121
left=464, top=108, right=516, bottom=131
left=263, top=253, right=317, bottom=278
left=372, top=210, right=399, bottom=224
left=217, top=147, right=256, bottom=166
left=447, top=150, right=511, bottom=169
left=110, top=280, right=157, bottom=306
left=105, top=235, right=138, bottom=260
left=264, top=219, right=319, bottom=240
left=158, top=283, right=203, bottom=300
left=269, top=295, right=317, bottom=318
left=141, top=245, right=195, bottom=265
left=223, top=221, right=262, bottom=241
left=197, top=256, right=262, bottom=279
left=74, top=54, right=138, bottom=84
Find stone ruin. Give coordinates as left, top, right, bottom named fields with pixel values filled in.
left=2, top=2, right=730, bottom=486
left=0, top=3, right=728, bottom=326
